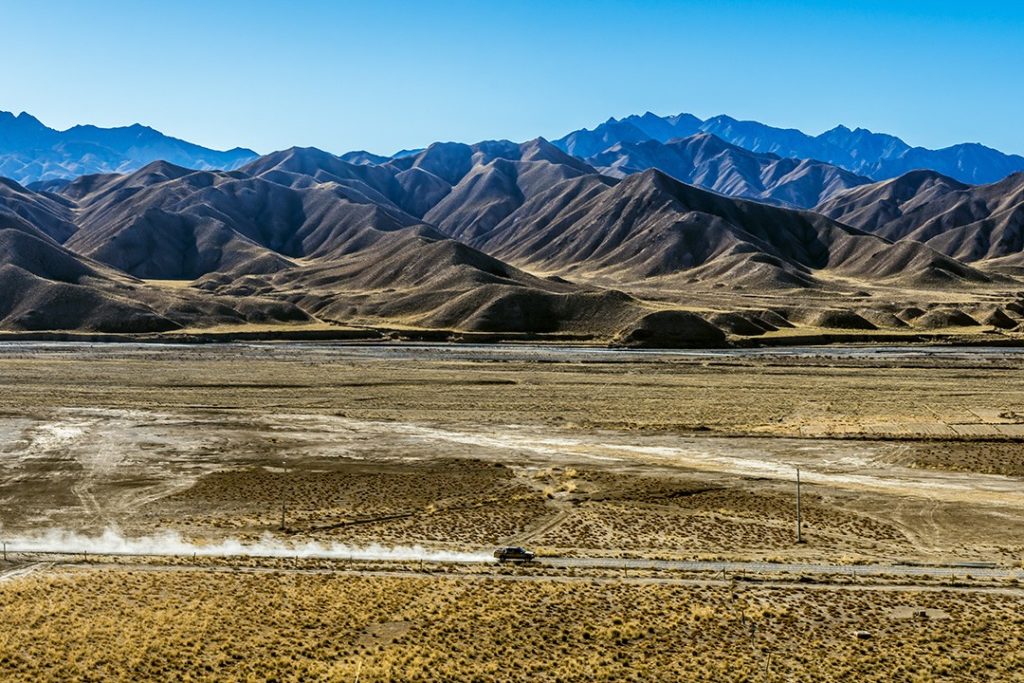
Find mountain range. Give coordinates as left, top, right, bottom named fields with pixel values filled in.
left=0, top=111, right=257, bottom=185
left=580, top=133, right=873, bottom=208
left=2, top=110, right=1024, bottom=342
left=554, top=112, right=1024, bottom=185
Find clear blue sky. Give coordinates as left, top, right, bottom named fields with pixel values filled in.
left=3, top=0, right=1022, bottom=155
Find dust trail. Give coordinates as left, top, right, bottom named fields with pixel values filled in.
left=1, top=528, right=495, bottom=564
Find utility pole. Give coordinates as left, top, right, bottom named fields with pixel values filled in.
left=280, top=462, right=289, bottom=532
left=795, top=467, right=803, bottom=544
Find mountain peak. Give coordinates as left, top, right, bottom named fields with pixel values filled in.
left=128, top=159, right=196, bottom=181
left=705, top=114, right=738, bottom=125
left=15, top=111, right=45, bottom=126
left=884, top=168, right=966, bottom=192
left=0, top=110, right=48, bottom=130
left=626, top=166, right=683, bottom=191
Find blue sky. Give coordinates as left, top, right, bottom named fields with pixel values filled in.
left=3, top=0, right=1022, bottom=155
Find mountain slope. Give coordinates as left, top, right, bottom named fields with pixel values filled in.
left=415, top=139, right=597, bottom=241
left=584, top=133, right=871, bottom=208
left=0, top=176, right=77, bottom=242
left=818, top=171, right=1024, bottom=264
left=469, top=169, right=990, bottom=288
left=0, top=215, right=306, bottom=332
left=555, top=112, right=1024, bottom=184
left=242, top=139, right=597, bottom=243
left=0, top=111, right=257, bottom=185
left=55, top=158, right=438, bottom=279
left=0, top=226, right=174, bottom=332
left=198, top=229, right=644, bottom=336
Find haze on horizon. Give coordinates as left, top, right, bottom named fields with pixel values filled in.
left=2, top=0, right=1022, bottom=156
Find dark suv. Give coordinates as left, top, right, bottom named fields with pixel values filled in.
left=493, top=546, right=536, bottom=563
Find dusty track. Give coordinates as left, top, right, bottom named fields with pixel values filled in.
left=4, top=550, right=1021, bottom=583
left=0, top=562, right=49, bottom=584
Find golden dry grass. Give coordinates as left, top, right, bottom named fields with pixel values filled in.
left=140, top=279, right=197, bottom=289
left=897, top=440, right=1024, bottom=477
left=0, top=569, right=1022, bottom=682
left=153, top=460, right=550, bottom=546
left=515, top=469, right=914, bottom=561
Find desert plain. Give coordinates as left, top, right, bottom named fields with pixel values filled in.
left=2, top=341, right=1024, bottom=681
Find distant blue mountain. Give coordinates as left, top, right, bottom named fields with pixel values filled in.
left=0, top=111, right=257, bottom=185
left=555, top=112, right=1024, bottom=185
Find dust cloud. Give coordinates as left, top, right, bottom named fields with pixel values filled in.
left=1, top=528, right=495, bottom=563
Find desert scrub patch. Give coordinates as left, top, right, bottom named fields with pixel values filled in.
left=1, top=569, right=1024, bottom=681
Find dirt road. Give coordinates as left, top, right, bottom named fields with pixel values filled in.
left=4, top=549, right=1021, bottom=583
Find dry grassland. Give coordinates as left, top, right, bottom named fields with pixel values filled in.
left=137, top=463, right=921, bottom=562
left=156, top=459, right=551, bottom=547
left=1, top=345, right=1023, bottom=439
left=1, top=569, right=1022, bottom=682
left=3, top=345, right=1024, bottom=565
left=2, top=345, right=1024, bottom=679
left=528, top=474, right=913, bottom=559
